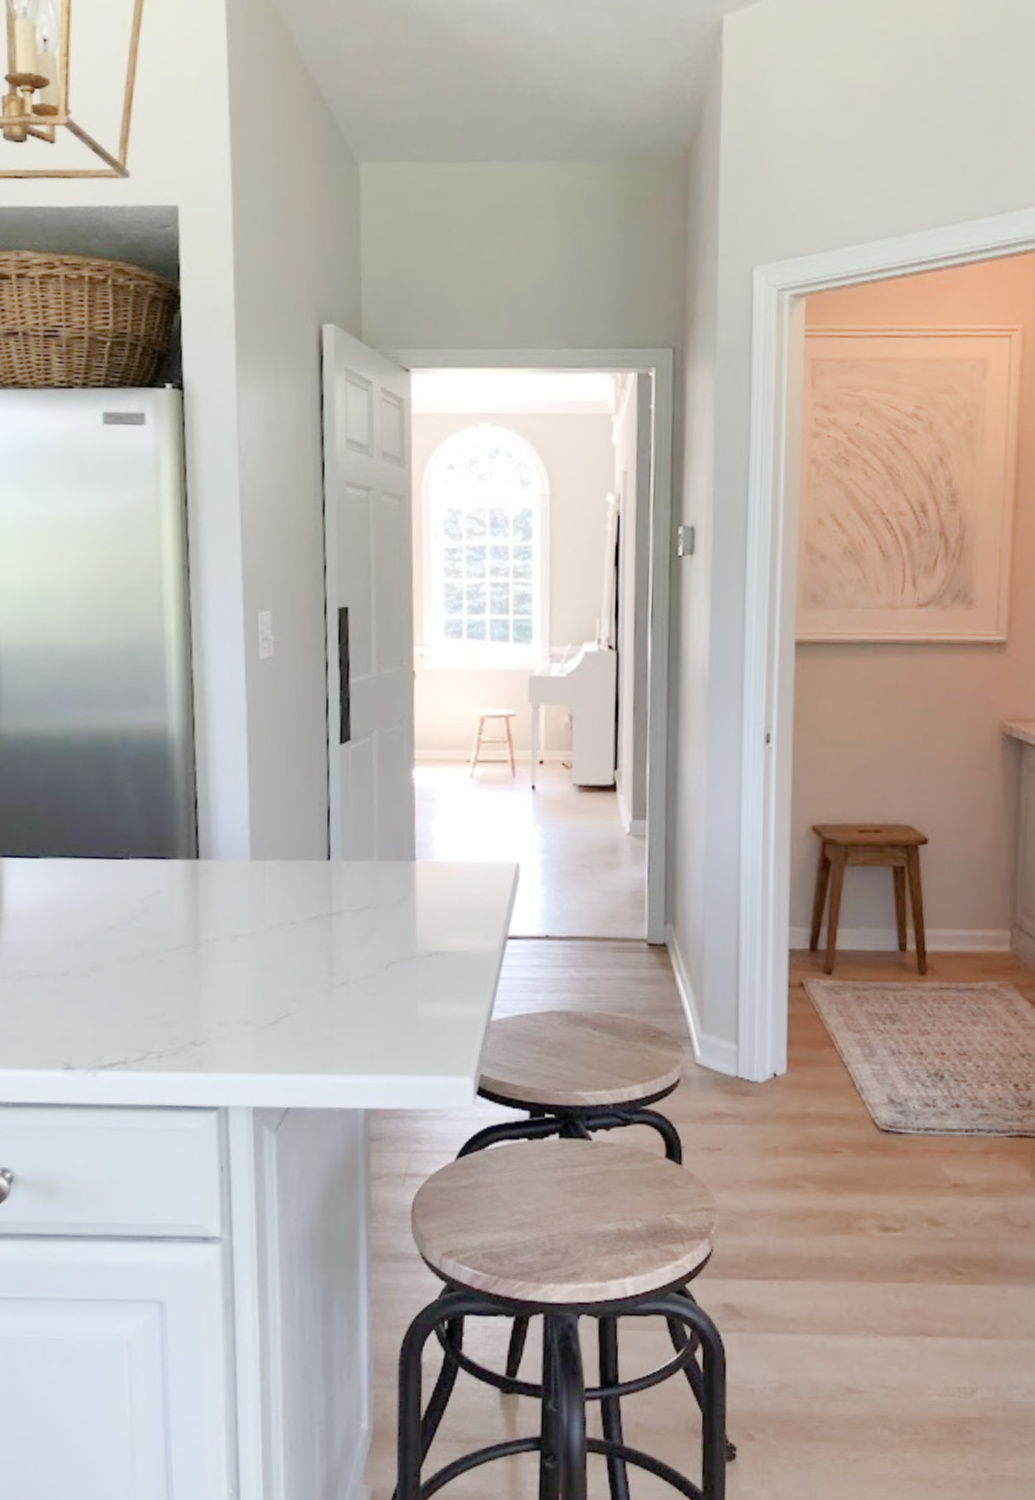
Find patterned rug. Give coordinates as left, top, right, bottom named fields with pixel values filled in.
left=803, top=980, right=1035, bottom=1136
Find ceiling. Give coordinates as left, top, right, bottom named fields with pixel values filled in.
left=273, top=0, right=759, bottom=161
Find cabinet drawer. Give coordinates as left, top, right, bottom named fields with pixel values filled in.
left=0, top=1107, right=223, bottom=1238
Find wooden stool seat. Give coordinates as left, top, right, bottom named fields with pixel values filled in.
left=811, top=823, right=928, bottom=974
left=411, top=1139, right=716, bottom=1305
left=470, top=709, right=516, bottom=777
left=479, top=1010, right=684, bottom=1109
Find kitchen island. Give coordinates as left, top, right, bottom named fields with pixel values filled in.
left=0, top=858, right=517, bottom=1500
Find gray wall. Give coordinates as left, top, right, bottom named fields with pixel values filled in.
left=227, top=0, right=363, bottom=857
left=674, top=0, right=1035, bottom=1056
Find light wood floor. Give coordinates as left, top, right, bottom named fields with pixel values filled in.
left=414, top=759, right=646, bottom=938
left=367, top=943, right=1035, bottom=1499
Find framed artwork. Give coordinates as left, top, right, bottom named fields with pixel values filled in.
left=796, top=326, right=1021, bottom=642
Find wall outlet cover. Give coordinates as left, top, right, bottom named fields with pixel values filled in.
left=258, top=610, right=275, bottom=660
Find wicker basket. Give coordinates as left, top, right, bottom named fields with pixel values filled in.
left=0, top=251, right=179, bottom=388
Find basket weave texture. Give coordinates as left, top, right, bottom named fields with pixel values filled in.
left=0, top=251, right=179, bottom=388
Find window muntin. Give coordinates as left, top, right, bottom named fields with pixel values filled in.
left=424, top=426, right=546, bottom=657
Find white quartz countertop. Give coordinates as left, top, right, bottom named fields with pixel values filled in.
left=0, top=859, right=518, bottom=1110
left=1004, top=720, right=1035, bottom=748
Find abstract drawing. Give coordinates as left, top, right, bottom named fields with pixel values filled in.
left=797, top=329, right=1021, bottom=642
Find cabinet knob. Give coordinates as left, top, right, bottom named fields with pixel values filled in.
left=0, top=1169, right=12, bottom=1204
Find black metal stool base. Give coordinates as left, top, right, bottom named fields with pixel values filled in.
left=398, top=1288, right=727, bottom=1500
left=460, top=1094, right=684, bottom=1165
left=430, top=1284, right=737, bottom=1463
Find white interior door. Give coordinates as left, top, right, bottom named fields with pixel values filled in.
left=322, top=327, right=415, bottom=860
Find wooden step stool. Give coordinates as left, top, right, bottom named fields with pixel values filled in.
left=469, top=709, right=516, bottom=777
left=810, top=823, right=928, bottom=974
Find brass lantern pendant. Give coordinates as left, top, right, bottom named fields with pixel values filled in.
left=1, top=0, right=143, bottom=176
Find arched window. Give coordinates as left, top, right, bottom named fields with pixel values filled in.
left=422, top=424, right=548, bottom=658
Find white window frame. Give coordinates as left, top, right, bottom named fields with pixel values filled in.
left=419, top=423, right=550, bottom=670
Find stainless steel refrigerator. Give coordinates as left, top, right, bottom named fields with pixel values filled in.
left=0, top=387, right=197, bottom=857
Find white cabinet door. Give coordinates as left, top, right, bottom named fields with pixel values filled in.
left=1016, top=744, right=1035, bottom=940
left=0, top=1239, right=232, bottom=1500
left=322, top=325, right=415, bottom=860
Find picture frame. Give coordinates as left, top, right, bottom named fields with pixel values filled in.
left=796, top=326, right=1022, bottom=643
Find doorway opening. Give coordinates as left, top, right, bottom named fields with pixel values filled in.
left=391, top=350, right=674, bottom=942
left=738, top=208, right=1035, bottom=1081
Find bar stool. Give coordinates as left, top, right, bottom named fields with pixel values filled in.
left=398, top=1138, right=727, bottom=1500
left=460, top=1011, right=685, bottom=1381
left=450, top=1009, right=734, bottom=1462
left=469, top=708, right=517, bottom=777
left=463, top=1010, right=686, bottom=1164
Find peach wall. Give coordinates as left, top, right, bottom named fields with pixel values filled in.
left=792, top=252, right=1035, bottom=943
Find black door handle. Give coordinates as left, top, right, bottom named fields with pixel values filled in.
left=338, top=606, right=351, bottom=745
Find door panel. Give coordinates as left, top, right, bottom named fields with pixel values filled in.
left=323, top=328, right=415, bottom=860
left=375, top=489, right=411, bottom=674
left=0, top=1239, right=230, bottom=1500
left=346, top=483, right=375, bottom=680
left=378, top=721, right=415, bottom=860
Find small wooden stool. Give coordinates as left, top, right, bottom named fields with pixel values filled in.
left=398, top=1140, right=728, bottom=1500
left=810, top=823, right=928, bottom=974
left=469, top=709, right=516, bottom=777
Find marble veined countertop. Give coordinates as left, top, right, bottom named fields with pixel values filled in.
left=1003, top=721, right=1035, bottom=748
left=0, top=859, right=518, bottom=1109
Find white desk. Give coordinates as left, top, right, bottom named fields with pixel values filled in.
left=528, top=642, right=617, bottom=789
left=0, top=857, right=517, bottom=1500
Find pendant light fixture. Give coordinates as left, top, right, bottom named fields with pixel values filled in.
left=1, top=0, right=144, bottom=176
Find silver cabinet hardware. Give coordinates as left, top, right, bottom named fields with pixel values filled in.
left=0, top=1169, right=12, bottom=1204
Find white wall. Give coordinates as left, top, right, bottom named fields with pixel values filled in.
left=672, top=43, right=722, bottom=1032
left=411, top=411, right=614, bottom=755
left=360, top=162, right=687, bottom=352
left=791, top=254, right=1035, bottom=944
left=0, top=0, right=248, bottom=857
left=676, top=0, right=1035, bottom=1049
left=614, top=374, right=651, bottom=827
left=227, top=0, right=362, bottom=856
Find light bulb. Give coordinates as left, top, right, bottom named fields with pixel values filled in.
left=35, top=0, right=56, bottom=48
left=8, top=0, right=40, bottom=76
left=34, top=0, right=59, bottom=105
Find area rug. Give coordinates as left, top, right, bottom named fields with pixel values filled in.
left=803, top=980, right=1035, bottom=1135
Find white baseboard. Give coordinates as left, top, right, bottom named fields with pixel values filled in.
left=1012, top=925, right=1035, bottom=969
left=342, top=1433, right=371, bottom=1500
left=616, top=782, right=647, bottom=837
left=666, top=930, right=738, bottom=1077
left=788, top=926, right=1012, bottom=953
left=415, top=749, right=568, bottom=764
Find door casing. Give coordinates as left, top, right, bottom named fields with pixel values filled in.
left=389, top=347, right=675, bottom=945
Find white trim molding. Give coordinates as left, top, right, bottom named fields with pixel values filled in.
left=415, top=749, right=568, bottom=765
left=616, top=783, right=646, bottom=837
left=739, top=206, right=1035, bottom=1084
left=1011, top=926, right=1035, bottom=970
left=788, top=927, right=1012, bottom=954
left=390, top=348, right=674, bottom=946
left=667, top=931, right=738, bottom=1077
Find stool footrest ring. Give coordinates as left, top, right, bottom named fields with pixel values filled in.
left=416, top=1434, right=706, bottom=1500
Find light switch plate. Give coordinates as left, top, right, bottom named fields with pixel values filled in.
left=258, top=610, right=275, bottom=660
left=676, top=525, right=696, bottom=558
